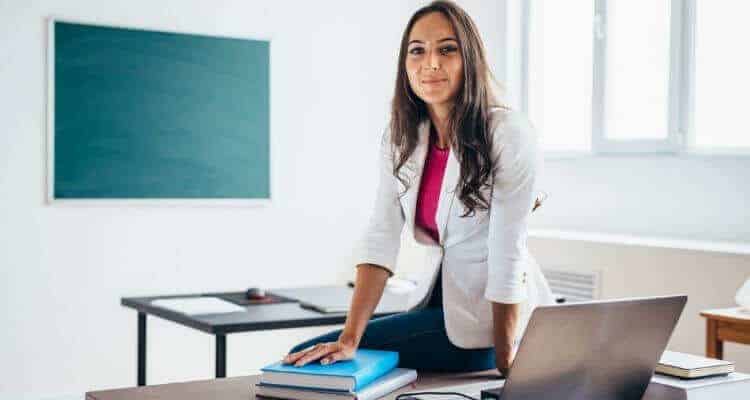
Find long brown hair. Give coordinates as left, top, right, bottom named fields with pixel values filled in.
left=389, top=0, right=510, bottom=218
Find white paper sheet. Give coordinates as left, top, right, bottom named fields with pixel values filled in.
left=151, top=297, right=246, bottom=315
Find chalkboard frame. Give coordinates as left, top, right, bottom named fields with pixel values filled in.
left=45, top=17, right=273, bottom=206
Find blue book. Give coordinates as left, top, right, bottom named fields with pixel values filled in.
left=260, top=349, right=399, bottom=392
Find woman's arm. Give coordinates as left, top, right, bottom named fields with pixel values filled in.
left=283, top=263, right=390, bottom=366
left=492, top=301, right=520, bottom=376
left=284, top=129, right=403, bottom=367
left=338, top=264, right=391, bottom=347
left=484, top=112, right=542, bottom=375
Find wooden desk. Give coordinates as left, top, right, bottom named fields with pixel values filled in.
left=86, top=371, right=504, bottom=400
left=700, top=307, right=750, bottom=359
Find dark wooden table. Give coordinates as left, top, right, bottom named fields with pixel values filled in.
left=700, top=307, right=750, bottom=359
left=87, top=371, right=505, bottom=400
left=122, top=286, right=409, bottom=386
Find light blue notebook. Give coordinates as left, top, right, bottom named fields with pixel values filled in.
left=260, top=349, right=399, bottom=392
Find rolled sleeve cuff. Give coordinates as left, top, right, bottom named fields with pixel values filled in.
left=352, top=241, right=398, bottom=277
left=484, top=260, right=529, bottom=304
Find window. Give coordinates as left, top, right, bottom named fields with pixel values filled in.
left=516, top=0, right=750, bottom=155
left=693, top=0, right=750, bottom=149
left=603, top=0, right=671, bottom=141
left=527, top=0, right=593, bottom=152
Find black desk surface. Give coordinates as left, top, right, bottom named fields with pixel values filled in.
left=121, top=286, right=411, bottom=335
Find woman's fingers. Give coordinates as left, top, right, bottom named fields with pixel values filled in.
left=320, top=350, right=348, bottom=365
left=282, top=352, right=300, bottom=364
left=294, top=349, right=329, bottom=367
left=294, top=343, right=334, bottom=367
left=282, top=342, right=353, bottom=367
left=283, top=344, right=318, bottom=364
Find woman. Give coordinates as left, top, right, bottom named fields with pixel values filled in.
left=282, top=0, right=553, bottom=376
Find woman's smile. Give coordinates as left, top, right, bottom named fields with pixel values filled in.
left=422, top=79, right=448, bottom=85
left=421, top=78, right=449, bottom=91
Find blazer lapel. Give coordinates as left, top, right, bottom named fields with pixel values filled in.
left=405, top=119, right=460, bottom=247
left=436, top=143, right=459, bottom=246
left=405, top=120, right=429, bottom=238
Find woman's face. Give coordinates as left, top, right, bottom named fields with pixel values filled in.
left=405, top=12, right=464, bottom=109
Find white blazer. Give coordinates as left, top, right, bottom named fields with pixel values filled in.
left=353, top=108, right=554, bottom=349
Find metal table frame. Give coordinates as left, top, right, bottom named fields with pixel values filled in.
left=122, top=289, right=404, bottom=386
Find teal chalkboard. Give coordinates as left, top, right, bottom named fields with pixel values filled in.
left=48, top=19, right=270, bottom=201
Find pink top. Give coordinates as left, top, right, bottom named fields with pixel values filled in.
left=415, top=125, right=450, bottom=244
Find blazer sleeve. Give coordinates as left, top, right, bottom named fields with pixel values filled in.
left=484, top=112, right=541, bottom=304
left=351, top=130, right=406, bottom=277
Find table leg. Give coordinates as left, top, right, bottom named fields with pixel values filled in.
left=138, top=312, right=147, bottom=386
left=216, top=334, right=226, bottom=378
left=706, top=319, right=723, bottom=359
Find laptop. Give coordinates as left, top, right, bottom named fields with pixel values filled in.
left=479, top=295, right=687, bottom=400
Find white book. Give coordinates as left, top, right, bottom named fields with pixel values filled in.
left=151, top=297, right=245, bottom=315
left=642, top=372, right=750, bottom=400
left=255, top=368, right=417, bottom=400
left=655, top=351, right=734, bottom=378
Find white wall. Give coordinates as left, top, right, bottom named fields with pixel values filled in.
left=529, top=236, right=750, bottom=372
left=0, top=1, right=506, bottom=399
left=531, top=155, right=750, bottom=243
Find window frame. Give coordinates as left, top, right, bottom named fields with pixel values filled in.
left=515, top=0, right=750, bottom=157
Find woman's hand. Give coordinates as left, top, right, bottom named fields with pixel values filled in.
left=496, top=351, right=515, bottom=377
left=282, top=340, right=357, bottom=367
left=282, top=264, right=388, bottom=368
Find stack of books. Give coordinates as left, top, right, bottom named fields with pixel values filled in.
left=655, top=351, right=734, bottom=378
left=642, top=351, right=749, bottom=400
left=255, top=349, right=417, bottom=400
left=643, top=371, right=750, bottom=400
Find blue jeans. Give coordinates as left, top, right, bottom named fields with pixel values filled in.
left=287, top=267, right=497, bottom=372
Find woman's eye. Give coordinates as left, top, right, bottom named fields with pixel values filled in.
left=409, top=47, right=424, bottom=55
left=440, top=46, right=458, bottom=54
